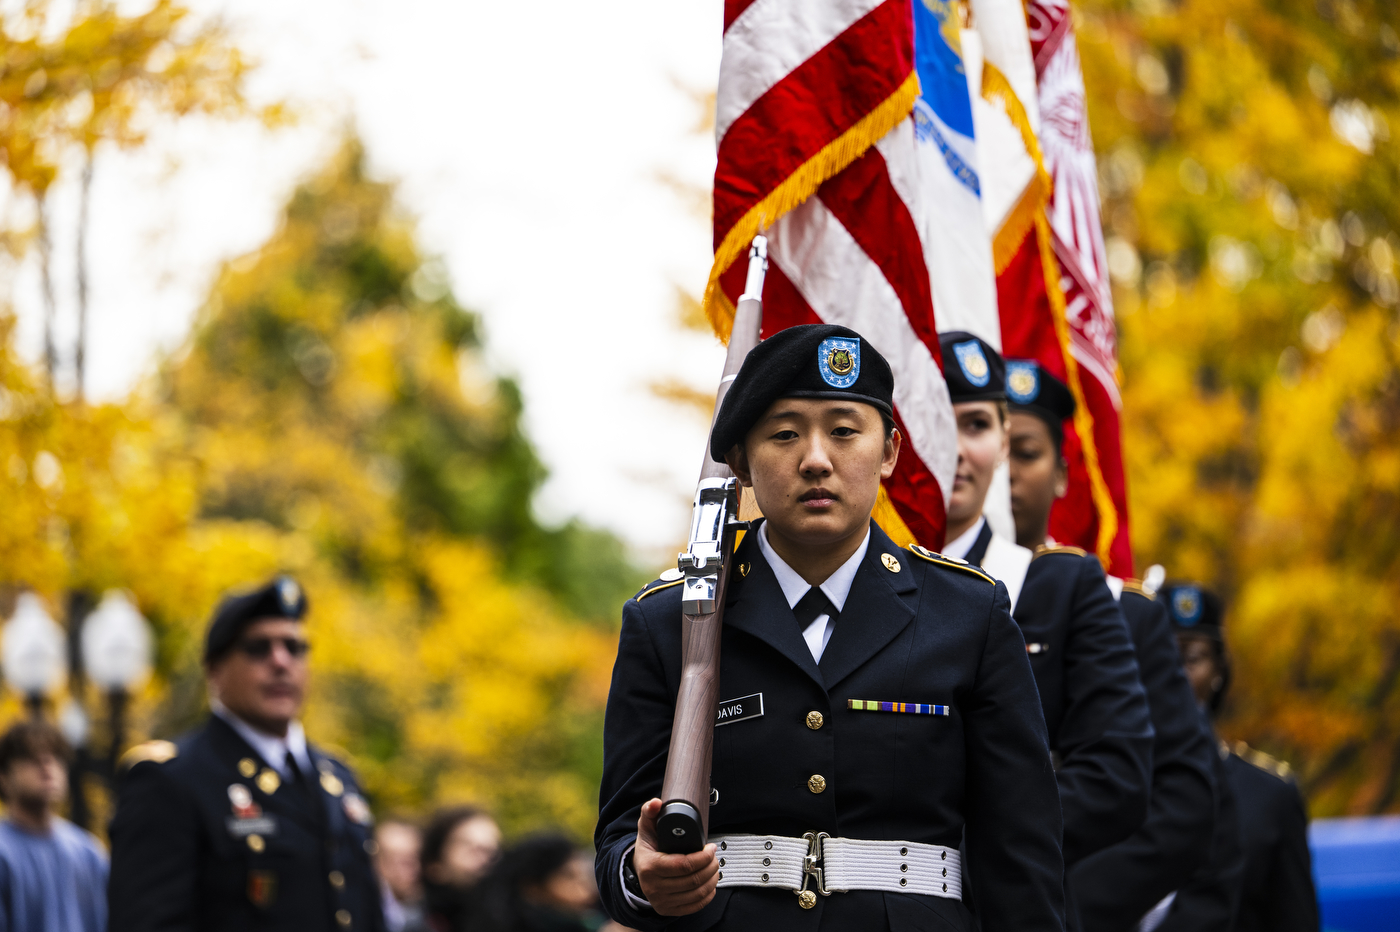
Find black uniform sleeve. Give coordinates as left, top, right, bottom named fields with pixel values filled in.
left=1069, top=594, right=1217, bottom=930
left=108, top=761, right=201, bottom=932
left=1159, top=725, right=1245, bottom=932
left=594, top=598, right=673, bottom=932
left=1056, top=558, right=1154, bottom=865
left=964, top=582, right=1066, bottom=932
left=1261, top=782, right=1320, bottom=932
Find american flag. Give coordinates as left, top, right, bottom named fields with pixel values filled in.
left=703, top=0, right=957, bottom=548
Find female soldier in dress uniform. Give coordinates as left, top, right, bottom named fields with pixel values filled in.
left=933, top=333, right=1153, bottom=874
left=595, top=324, right=1065, bottom=932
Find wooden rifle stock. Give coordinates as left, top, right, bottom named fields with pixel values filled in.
left=655, top=237, right=767, bottom=853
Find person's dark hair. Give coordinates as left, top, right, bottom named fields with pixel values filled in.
left=472, top=832, right=581, bottom=932
left=0, top=721, right=71, bottom=800
left=421, top=805, right=485, bottom=871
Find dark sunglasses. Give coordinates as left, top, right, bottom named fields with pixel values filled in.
left=236, top=636, right=310, bottom=660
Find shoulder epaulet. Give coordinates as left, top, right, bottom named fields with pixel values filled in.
left=1233, top=741, right=1295, bottom=782
left=1120, top=578, right=1154, bottom=599
left=634, top=572, right=684, bottom=602
left=1033, top=543, right=1088, bottom=560
left=119, top=739, right=178, bottom=771
left=908, top=545, right=995, bottom=584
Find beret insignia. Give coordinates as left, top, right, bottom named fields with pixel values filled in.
left=1006, top=361, right=1039, bottom=404
left=952, top=340, right=990, bottom=387
left=1172, top=586, right=1203, bottom=626
left=817, top=337, right=860, bottom=388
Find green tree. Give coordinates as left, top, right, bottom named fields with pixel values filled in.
left=1079, top=0, right=1400, bottom=813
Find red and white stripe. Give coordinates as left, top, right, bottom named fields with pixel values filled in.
left=710, top=0, right=955, bottom=546
left=1029, top=0, right=1133, bottom=575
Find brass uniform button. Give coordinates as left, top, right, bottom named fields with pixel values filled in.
left=336, top=908, right=352, bottom=927
left=238, top=758, right=257, bottom=778
left=806, top=711, right=824, bottom=730
left=797, top=889, right=817, bottom=909
left=807, top=774, right=826, bottom=794
left=247, top=834, right=265, bottom=853
left=881, top=553, right=901, bottom=573
left=329, top=870, right=345, bottom=889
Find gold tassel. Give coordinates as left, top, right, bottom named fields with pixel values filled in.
left=873, top=483, right=920, bottom=549
left=981, top=62, right=1053, bottom=274
left=702, top=71, right=922, bottom=342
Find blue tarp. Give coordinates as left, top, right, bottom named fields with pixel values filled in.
left=1311, top=816, right=1400, bottom=931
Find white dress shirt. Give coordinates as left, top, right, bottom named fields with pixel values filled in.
left=214, top=703, right=314, bottom=778
left=942, top=516, right=986, bottom=562
left=620, top=522, right=872, bottom=909
left=756, top=521, right=870, bottom=663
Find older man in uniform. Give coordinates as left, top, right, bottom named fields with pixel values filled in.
left=108, top=576, right=384, bottom=932
left=596, top=324, right=1065, bottom=932
left=1003, top=360, right=1218, bottom=931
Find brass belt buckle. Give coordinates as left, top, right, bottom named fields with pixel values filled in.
left=796, top=832, right=831, bottom=909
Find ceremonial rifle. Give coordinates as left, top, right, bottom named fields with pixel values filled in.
left=656, top=236, right=768, bottom=854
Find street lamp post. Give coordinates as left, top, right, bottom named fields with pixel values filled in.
left=81, top=591, right=153, bottom=785
left=2, top=593, right=69, bottom=717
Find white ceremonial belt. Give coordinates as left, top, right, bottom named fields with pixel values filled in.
left=710, top=833, right=962, bottom=908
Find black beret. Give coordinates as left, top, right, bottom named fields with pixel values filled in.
left=1161, top=582, right=1224, bottom=640
left=939, top=331, right=1005, bottom=403
left=204, top=575, right=308, bottom=664
left=1006, top=358, right=1075, bottom=436
left=709, top=324, right=894, bottom=461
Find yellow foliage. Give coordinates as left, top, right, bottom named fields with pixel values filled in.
left=1082, top=0, right=1400, bottom=812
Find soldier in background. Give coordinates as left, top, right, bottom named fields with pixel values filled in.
left=1001, top=358, right=1219, bottom=931
left=936, top=334, right=1154, bottom=874
left=1141, top=583, right=1245, bottom=931
left=1167, top=583, right=1319, bottom=932
left=108, top=576, right=385, bottom=932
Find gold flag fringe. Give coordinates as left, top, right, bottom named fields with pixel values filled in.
left=1034, top=212, right=1119, bottom=564
left=873, top=483, right=920, bottom=549
left=981, top=62, right=1053, bottom=275
left=702, top=71, right=922, bottom=342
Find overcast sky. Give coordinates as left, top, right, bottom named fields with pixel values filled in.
left=6, top=0, right=727, bottom=563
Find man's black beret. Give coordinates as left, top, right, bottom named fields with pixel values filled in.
left=1006, top=358, right=1076, bottom=438
left=939, top=331, right=1005, bottom=403
left=1161, top=582, right=1224, bottom=640
left=709, top=324, right=894, bottom=461
left=204, top=575, right=308, bottom=664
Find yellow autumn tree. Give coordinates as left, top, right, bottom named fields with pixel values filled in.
left=1078, top=0, right=1400, bottom=813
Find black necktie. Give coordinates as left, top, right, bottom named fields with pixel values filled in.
left=793, top=586, right=838, bottom=630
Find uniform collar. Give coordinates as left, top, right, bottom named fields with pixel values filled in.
left=213, top=703, right=313, bottom=778
left=755, top=522, right=870, bottom=614
left=942, top=516, right=986, bottom=561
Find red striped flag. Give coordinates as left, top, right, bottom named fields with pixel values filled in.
left=1028, top=0, right=1131, bottom=577
left=705, top=0, right=957, bottom=548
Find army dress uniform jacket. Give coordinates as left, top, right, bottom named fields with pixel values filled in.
left=1226, top=745, right=1319, bottom=932
left=965, top=527, right=1154, bottom=868
left=108, top=715, right=385, bottom=932
left=595, top=521, right=1065, bottom=932
left=1156, top=718, right=1245, bottom=932
left=1067, top=585, right=1218, bottom=931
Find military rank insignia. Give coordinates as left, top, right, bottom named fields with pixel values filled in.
left=343, top=792, right=373, bottom=826
left=817, top=336, right=860, bottom=388
left=318, top=761, right=345, bottom=797
left=247, top=869, right=278, bottom=908
left=848, top=699, right=950, bottom=716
